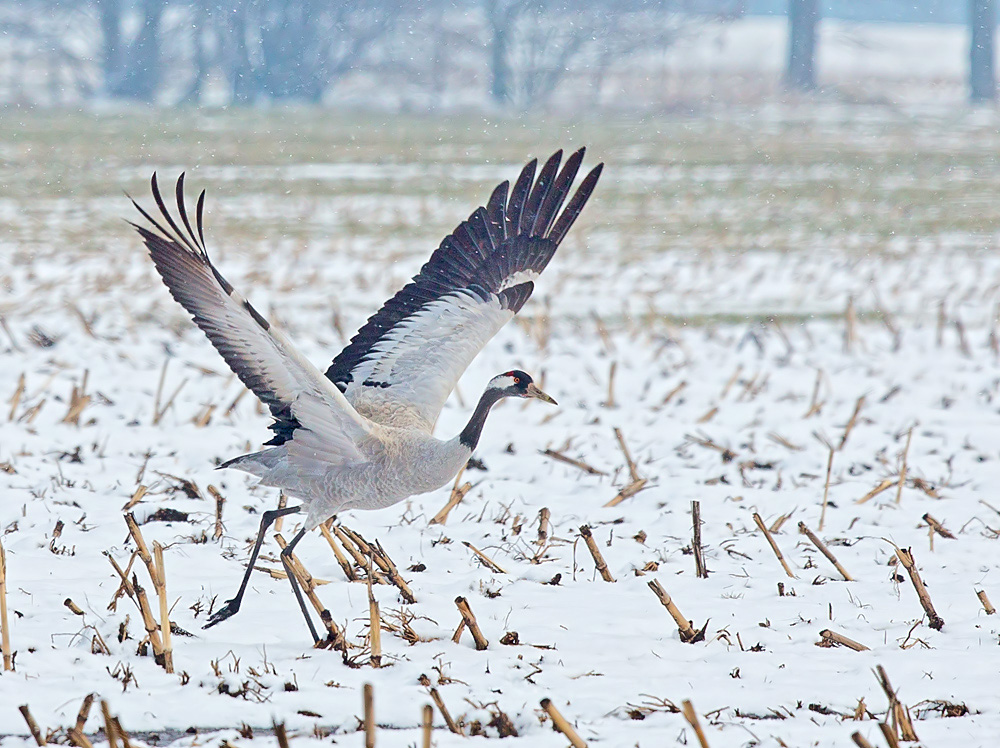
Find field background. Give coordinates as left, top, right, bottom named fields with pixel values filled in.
left=3, top=108, right=1000, bottom=746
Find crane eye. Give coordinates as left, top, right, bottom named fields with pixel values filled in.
left=512, top=376, right=520, bottom=384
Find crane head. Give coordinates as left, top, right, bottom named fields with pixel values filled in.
left=488, top=370, right=556, bottom=405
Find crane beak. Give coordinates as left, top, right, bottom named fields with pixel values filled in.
left=526, top=383, right=557, bottom=405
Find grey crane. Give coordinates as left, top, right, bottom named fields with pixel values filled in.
left=131, top=148, right=602, bottom=641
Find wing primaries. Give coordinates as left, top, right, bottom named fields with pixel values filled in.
left=326, top=148, right=602, bottom=430
left=133, top=174, right=370, bottom=452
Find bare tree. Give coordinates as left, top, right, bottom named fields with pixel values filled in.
left=786, top=0, right=818, bottom=91
left=483, top=0, right=533, bottom=106
left=970, top=0, right=996, bottom=103
left=483, top=0, right=712, bottom=111
left=215, top=0, right=405, bottom=104
left=95, top=0, right=167, bottom=100
left=0, top=1, right=98, bottom=104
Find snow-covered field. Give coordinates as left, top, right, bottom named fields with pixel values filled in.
left=3, top=108, right=1000, bottom=746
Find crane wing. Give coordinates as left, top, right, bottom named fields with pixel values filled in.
left=325, top=148, right=602, bottom=431
left=132, top=174, right=372, bottom=454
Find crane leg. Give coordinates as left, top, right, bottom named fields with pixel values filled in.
left=203, top=503, right=302, bottom=629
left=279, top=526, right=321, bottom=643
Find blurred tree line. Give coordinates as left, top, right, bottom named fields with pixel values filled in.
left=783, top=0, right=995, bottom=103
left=0, top=0, right=742, bottom=108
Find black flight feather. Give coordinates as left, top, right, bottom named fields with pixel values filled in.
left=324, top=148, right=602, bottom=391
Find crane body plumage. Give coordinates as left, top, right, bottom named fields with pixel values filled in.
left=229, top=425, right=472, bottom=529
left=131, top=148, right=602, bottom=640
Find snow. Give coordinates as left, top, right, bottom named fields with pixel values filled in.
left=3, top=108, right=1000, bottom=747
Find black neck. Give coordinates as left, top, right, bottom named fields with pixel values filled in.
left=459, top=388, right=504, bottom=450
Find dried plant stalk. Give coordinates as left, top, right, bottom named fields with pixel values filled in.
left=153, top=378, right=187, bottom=427
left=368, top=567, right=381, bottom=668
left=681, top=700, right=710, bottom=748
left=419, top=674, right=462, bottom=735
left=105, top=552, right=138, bottom=612
left=647, top=579, right=699, bottom=643
left=19, top=398, right=46, bottom=425
left=152, top=543, right=174, bottom=673
left=64, top=598, right=85, bottom=616
left=720, top=364, right=743, bottom=399
left=273, top=493, right=288, bottom=532
left=332, top=526, right=385, bottom=584
left=462, top=541, right=507, bottom=574
left=804, top=368, right=823, bottom=417
left=0, top=539, right=11, bottom=671
left=113, top=716, right=131, bottom=748
left=100, top=701, right=118, bottom=748
left=895, top=428, right=913, bottom=503
left=769, top=512, right=793, bottom=534
left=819, top=447, right=834, bottom=531
left=893, top=546, right=944, bottom=630
left=133, top=578, right=164, bottom=664
left=855, top=478, right=896, bottom=505
left=537, top=507, right=550, bottom=545
left=319, top=522, right=357, bottom=581
left=421, top=704, right=433, bottom=748
left=874, top=665, right=918, bottom=742
left=275, top=534, right=345, bottom=644
left=921, top=513, right=954, bottom=540
left=120, top=485, right=147, bottom=512
left=454, top=597, right=488, bottom=650
left=692, top=501, right=708, bottom=578
left=838, top=395, right=866, bottom=450
left=661, top=380, right=687, bottom=406
left=430, top=463, right=468, bottom=525
left=604, top=478, right=647, bottom=508
left=614, top=428, right=641, bottom=483
left=429, top=480, right=472, bottom=525
left=695, top=406, right=717, bottom=423
left=818, top=629, right=869, bottom=651
left=207, top=485, right=225, bottom=540
left=798, top=522, right=853, bottom=581
left=123, top=513, right=159, bottom=588
left=540, top=699, right=587, bottom=748
left=8, top=373, right=25, bottom=421
left=224, top=387, right=247, bottom=417
left=370, top=539, right=416, bottom=603
left=844, top=296, right=857, bottom=352
left=977, top=589, right=996, bottom=615
left=752, top=513, right=796, bottom=579
left=955, top=316, right=971, bottom=356
left=850, top=732, right=876, bottom=748
left=579, top=525, right=615, bottom=582
left=272, top=721, right=290, bottom=748
left=192, top=402, right=216, bottom=428
left=151, top=359, right=168, bottom=425
left=541, top=449, right=607, bottom=475
left=18, top=705, right=45, bottom=746
left=363, top=682, right=375, bottom=748
left=61, top=374, right=92, bottom=426
left=68, top=694, right=94, bottom=748
left=878, top=723, right=902, bottom=748
left=604, top=361, right=617, bottom=408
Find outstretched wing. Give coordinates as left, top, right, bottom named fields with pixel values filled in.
left=325, top=148, right=602, bottom=431
left=132, top=174, right=372, bottom=453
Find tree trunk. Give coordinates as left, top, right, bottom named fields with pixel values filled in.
left=96, top=0, right=122, bottom=95
left=971, top=0, right=996, bottom=103
left=488, top=12, right=512, bottom=105
left=109, top=0, right=165, bottom=101
left=786, top=0, right=818, bottom=91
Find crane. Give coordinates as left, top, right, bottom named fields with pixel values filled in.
left=131, top=148, right=602, bottom=641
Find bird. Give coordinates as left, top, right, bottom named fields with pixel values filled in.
left=130, top=148, right=602, bottom=642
